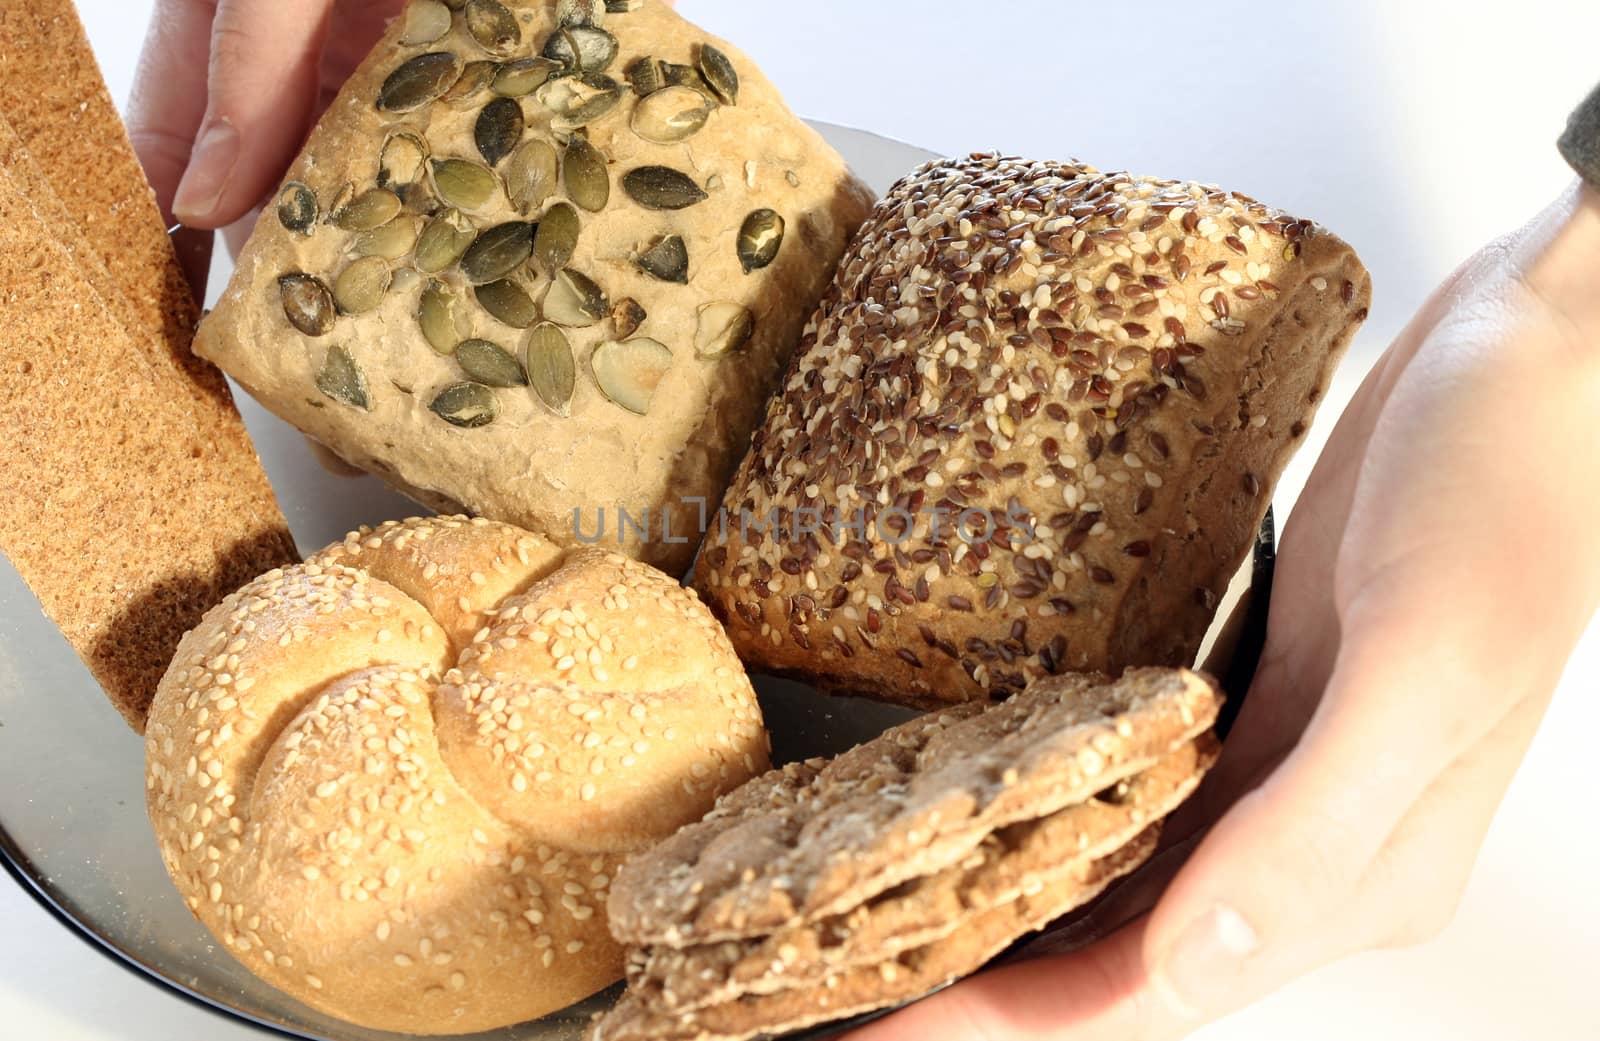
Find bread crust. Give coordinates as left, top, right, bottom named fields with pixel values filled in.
left=695, top=155, right=1370, bottom=707
left=194, top=0, right=875, bottom=576
left=0, top=1, right=296, bottom=729
left=144, top=516, right=769, bottom=1033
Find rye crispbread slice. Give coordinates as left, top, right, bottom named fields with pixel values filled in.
left=608, top=668, right=1221, bottom=946
left=629, top=735, right=1217, bottom=1012
left=591, top=828, right=1161, bottom=1041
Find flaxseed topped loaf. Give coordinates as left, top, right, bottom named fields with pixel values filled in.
left=195, top=0, right=875, bottom=576
left=695, top=155, right=1370, bottom=708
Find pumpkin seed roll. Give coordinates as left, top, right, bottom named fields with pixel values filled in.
left=695, top=155, right=1370, bottom=709
left=196, top=0, right=874, bottom=575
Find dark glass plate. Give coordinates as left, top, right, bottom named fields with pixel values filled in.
left=0, top=124, right=1274, bottom=1041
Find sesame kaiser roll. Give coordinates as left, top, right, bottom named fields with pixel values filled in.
left=144, top=516, right=769, bottom=1034
left=695, top=154, right=1370, bottom=709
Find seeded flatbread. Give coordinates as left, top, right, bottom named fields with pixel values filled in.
left=591, top=829, right=1160, bottom=1041
left=608, top=667, right=1221, bottom=946
left=194, top=0, right=874, bottom=574
left=629, top=735, right=1216, bottom=1012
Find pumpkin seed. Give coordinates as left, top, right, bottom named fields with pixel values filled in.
left=419, top=278, right=469, bottom=353
left=625, top=57, right=663, bottom=97
left=563, top=135, right=610, bottom=212
left=622, top=165, right=706, bottom=210
left=505, top=139, right=558, bottom=213
left=697, top=43, right=739, bottom=105
left=323, top=182, right=354, bottom=224
left=442, top=59, right=499, bottom=105
left=695, top=300, right=755, bottom=357
left=525, top=323, right=576, bottom=415
left=475, top=278, right=539, bottom=328
left=611, top=297, right=646, bottom=339
left=400, top=0, right=452, bottom=45
left=378, top=132, right=429, bottom=191
left=630, top=85, right=713, bottom=143
left=333, top=256, right=392, bottom=314
left=635, top=234, right=687, bottom=283
left=604, top=0, right=641, bottom=11
left=316, top=345, right=370, bottom=410
left=390, top=267, right=422, bottom=294
left=430, top=382, right=499, bottom=427
left=737, top=208, right=785, bottom=273
left=536, top=73, right=622, bottom=129
left=474, top=97, right=524, bottom=166
left=464, top=0, right=520, bottom=56
left=541, top=25, right=618, bottom=72
left=659, top=61, right=713, bottom=98
left=378, top=52, right=463, bottom=111
left=591, top=337, right=670, bottom=415
left=278, top=273, right=335, bottom=336
left=416, top=208, right=477, bottom=272
left=556, top=0, right=605, bottom=27
left=543, top=267, right=608, bottom=326
left=532, top=202, right=580, bottom=272
left=456, top=337, right=527, bottom=386
left=785, top=169, right=801, bottom=188
left=492, top=57, right=559, bottom=97
left=333, top=187, right=403, bottom=231
left=459, top=221, right=534, bottom=283
left=430, top=157, right=500, bottom=211
left=354, top=215, right=421, bottom=260
left=276, top=182, right=318, bottom=235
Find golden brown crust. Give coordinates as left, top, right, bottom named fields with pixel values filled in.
left=695, top=155, right=1370, bottom=707
left=0, top=1, right=297, bottom=730
left=0, top=146, right=294, bottom=731
left=144, top=516, right=769, bottom=1034
left=195, top=0, right=875, bottom=575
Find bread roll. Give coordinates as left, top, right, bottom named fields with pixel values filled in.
left=695, top=155, right=1370, bottom=708
left=194, top=0, right=875, bottom=575
left=144, top=516, right=769, bottom=1034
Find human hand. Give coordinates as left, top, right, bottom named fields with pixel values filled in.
left=850, top=182, right=1600, bottom=1040
left=127, top=0, right=409, bottom=298
left=127, top=0, right=682, bottom=299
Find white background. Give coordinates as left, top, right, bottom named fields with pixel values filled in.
left=3, top=2, right=1599, bottom=1040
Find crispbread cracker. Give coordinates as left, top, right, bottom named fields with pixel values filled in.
left=608, top=668, right=1221, bottom=945
left=591, top=830, right=1160, bottom=1041
left=631, top=736, right=1216, bottom=1011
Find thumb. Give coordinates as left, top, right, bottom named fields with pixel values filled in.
left=170, top=0, right=335, bottom=230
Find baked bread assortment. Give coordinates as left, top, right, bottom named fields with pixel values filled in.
left=589, top=668, right=1223, bottom=1041
left=0, top=0, right=296, bottom=731
left=0, top=3, right=1379, bottom=1034
left=195, top=0, right=875, bottom=575
left=143, top=516, right=770, bottom=1034
left=695, top=154, right=1371, bottom=709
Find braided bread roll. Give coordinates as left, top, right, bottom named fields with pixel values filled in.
left=144, top=516, right=769, bottom=1034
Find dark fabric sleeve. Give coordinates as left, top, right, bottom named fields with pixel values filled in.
left=1559, top=81, right=1600, bottom=187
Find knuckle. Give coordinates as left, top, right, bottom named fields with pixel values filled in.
left=127, top=125, right=196, bottom=180
left=209, top=20, right=255, bottom=81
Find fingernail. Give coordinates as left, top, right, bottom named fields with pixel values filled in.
left=173, top=117, right=240, bottom=224
left=1152, top=906, right=1258, bottom=1018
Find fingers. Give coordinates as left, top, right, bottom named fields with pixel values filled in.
left=171, top=0, right=336, bottom=230
left=847, top=918, right=1189, bottom=1041
left=127, top=0, right=217, bottom=295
